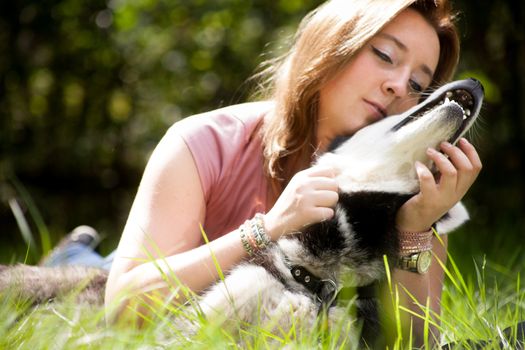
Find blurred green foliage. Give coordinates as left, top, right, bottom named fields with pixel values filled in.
left=0, top=0, right=524, bottom=266
left=0, top=0, right=320, bottom=260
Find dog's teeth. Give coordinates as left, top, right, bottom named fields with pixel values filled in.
left=463, top=114, right=467, bottom=120
left=465, top=109, right=471, bottom=116
left=446, top=91, right=453, bottom=98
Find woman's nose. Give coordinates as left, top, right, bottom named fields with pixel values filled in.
left=382, top=73, right=409, bottom=99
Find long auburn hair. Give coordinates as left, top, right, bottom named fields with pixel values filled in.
left=257, top=0, right=460, bottom=192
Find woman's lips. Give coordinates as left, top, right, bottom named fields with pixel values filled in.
left=364, top=99, right=387, bottom=120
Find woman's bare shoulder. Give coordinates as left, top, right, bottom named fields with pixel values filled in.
left=114, top=134, right=206, bottom=269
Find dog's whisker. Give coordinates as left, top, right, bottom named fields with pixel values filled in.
left=467, top=117, right=486, bottom=149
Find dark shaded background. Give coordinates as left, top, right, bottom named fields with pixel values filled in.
left=1, top=0, right=524, bottom=273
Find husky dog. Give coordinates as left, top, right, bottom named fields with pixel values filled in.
left=194, top=78, right=484, bottom=338
left=0, top=78, right=484, bottom=342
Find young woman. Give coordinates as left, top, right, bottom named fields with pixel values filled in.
left=102, top=0, right=481, bottom=345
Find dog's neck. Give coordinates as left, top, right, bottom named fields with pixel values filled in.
left=276, top=237, right=341, bottom=282
left=274, top=191, right=413, bottom=287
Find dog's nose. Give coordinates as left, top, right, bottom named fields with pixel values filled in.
left=468, top=77, right=485, bottom=93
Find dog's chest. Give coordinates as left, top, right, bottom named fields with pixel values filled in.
left=297, top=191, right=412, bottom=266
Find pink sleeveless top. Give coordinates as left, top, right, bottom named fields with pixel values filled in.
left=170, top=101, right=274, bottom=241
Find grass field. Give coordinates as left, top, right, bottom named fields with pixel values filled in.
left=1, top=246, right=523, bottom=349
left=2, top=187, right=524, bottom=348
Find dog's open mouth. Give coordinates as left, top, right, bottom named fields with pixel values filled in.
left=418, top=88, right=476, bottom=142
left=392, top=78, right=484, bottom=144
left=417, top=89, right=473, bottom=120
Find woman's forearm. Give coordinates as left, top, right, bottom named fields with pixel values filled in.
left=390, top=234, right=448, bottom=346
left=105, top=228, right=248, bottom=320
left=391, top=268, right=438, bottom=345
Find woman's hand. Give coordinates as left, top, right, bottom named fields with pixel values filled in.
left=264, top=166, right=339, bottom=240
left=396, top=138, right=482, bottom=232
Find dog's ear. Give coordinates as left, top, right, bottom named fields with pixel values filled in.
left=434, top=202, right=470, bottom=234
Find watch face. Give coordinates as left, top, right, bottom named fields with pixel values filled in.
left=417, top=250, right=432, bottom=274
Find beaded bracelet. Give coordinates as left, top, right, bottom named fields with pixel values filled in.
left=397, top=227, right=434, bottom=256
left=239, top=214, right=272, bottom=255
left=239, top=222, right=254, bottom=255
left=253, top=213, right=271, bottom=248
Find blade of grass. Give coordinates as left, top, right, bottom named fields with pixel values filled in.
left=383, top=255, right=404, bottom=348
left=200, top=223, right=225, bottom=281
left=9, top=175, right=52, bottom=256
left=8, top=198, right=38, bottom=260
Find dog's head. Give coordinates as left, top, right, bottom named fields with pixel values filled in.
left=319, top=78, right=484, bottom=195
left=284, top=80, right=484, bottom=284
left=315, top=78, right=484, bottom=245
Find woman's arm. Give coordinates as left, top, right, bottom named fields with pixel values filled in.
left=391, top=234, right=448, bottom=346
left=392, top=138, right=482, bottom=345
left=105, top=131, right=340, bottom=322
left=105, top=133, right=249, bottom=319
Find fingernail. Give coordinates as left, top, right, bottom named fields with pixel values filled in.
left=426, top=148, right=437, bottom=155
left=441, top=141, right=452, bottom=149
left=459, top=138, right=470, bottom=145
left=415, top=161, right=426, bottom=173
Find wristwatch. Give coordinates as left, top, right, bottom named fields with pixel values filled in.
left=397, top=250, right=432, bottom=274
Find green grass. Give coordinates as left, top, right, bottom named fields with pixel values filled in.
left=2, top=184, right=524, bottom=349
left=440, top=256, right=523, bottom=348
left=1, top=249, right=523, bottom=349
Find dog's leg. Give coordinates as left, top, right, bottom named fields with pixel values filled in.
left=199, top=265, right=272, bottom=322
left=198, top=264, right=321, bottom=335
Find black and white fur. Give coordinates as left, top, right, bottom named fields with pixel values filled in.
left=194, top=78, right=484, bottom=339
left=0, top=79, right=484, bottom=343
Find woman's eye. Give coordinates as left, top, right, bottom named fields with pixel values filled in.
left=409, top=80, right=423, bottom=93
left=372, top=46, right=393, bottom=64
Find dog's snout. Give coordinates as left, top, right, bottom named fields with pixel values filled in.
left=468, top=77, right=485, bottom=94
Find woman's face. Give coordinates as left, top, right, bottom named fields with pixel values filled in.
left=318, top=8, right=440, bottom=149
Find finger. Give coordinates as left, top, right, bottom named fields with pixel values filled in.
left=426, top=147, right=457, bottom=193
left=440, top=141, right=472, bottom=191
left=312, top=207, right=335, bottom=223
left=415, top=161, right=438, bottom=197
left=440, top=142, right=472, bottom=171
left=458, top=138, right=482, bottom=171
left=312, top=190, right=339, bottom=208
left=441, top=140, right=480, bottom=192
left=306, top=165, right=338, bottom=178
left=309, top=177, right=339, bottom=191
